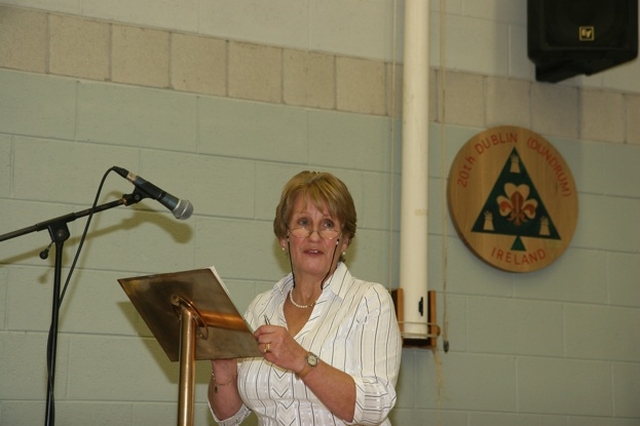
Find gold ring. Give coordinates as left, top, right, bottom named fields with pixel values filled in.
left=264, top=343, right=270, bottom=353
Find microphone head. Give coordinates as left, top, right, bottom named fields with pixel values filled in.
left=173, top=199, right=194, bottom=220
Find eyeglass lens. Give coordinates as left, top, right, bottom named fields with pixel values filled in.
left=289, top=227, right=340, bottom=239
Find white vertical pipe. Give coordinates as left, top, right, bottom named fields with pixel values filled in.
left=400, top=0, right=430, bottom=339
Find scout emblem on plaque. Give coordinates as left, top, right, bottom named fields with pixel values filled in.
left=447, top=126, right=578, bottom=272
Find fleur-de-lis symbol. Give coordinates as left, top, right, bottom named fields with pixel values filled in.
left=497, top=183, right=538, bottom=226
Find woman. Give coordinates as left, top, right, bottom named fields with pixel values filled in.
left=208, top=171, right=402, bottom=425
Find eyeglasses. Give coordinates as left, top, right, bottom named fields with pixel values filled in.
left=288, top=227, right=341, bottom=240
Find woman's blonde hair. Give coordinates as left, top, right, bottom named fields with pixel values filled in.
left=273, top=171, right=357, bottom=243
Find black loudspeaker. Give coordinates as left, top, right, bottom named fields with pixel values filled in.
left=528, top=0, right=639, bottom=83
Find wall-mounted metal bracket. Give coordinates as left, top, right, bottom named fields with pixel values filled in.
left=391, top=288, right=440, bottom=349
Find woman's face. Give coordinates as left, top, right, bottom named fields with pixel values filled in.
left=280, top=195, right=350, bottom=281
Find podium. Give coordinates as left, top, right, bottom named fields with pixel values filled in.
left=118, top=267, right=262, bottom=426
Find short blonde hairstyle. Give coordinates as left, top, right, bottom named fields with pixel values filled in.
left=273, top=171, right=357, bottom=243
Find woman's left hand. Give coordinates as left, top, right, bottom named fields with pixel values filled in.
left=254, top=324, right=306, bottom=373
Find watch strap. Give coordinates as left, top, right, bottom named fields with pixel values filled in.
left=296, top=352, right=318, bottom=379
left=297, top=363, right=313, bottom=379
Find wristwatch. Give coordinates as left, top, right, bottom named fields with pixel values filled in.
left=296, top=352, right=319, bottom=379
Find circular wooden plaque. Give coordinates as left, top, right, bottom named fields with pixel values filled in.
left=447, top=126, right=578, bottom=273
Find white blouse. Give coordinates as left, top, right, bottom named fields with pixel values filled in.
left=212, top=263, right=402, bottom=426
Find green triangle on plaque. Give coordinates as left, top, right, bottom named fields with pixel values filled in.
left=511, top=236, right=526, bottom=251
left=471, top=148, right=562, bottom=245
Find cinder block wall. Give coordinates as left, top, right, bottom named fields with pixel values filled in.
left=1, top=2, right=639, bottom=425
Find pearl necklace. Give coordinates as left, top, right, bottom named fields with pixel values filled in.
left=289, top=289, right=315, bottom=309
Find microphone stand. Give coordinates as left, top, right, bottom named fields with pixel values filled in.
left=0, top=190, right=147, bottom=426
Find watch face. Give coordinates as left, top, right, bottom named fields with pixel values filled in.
left=306, top=352, right=319, bottom=367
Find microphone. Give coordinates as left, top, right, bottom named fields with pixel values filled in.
left=113, top=166, right=193, bottom=220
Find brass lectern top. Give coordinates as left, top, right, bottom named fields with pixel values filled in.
left=118, top=267, right=262, bottom=361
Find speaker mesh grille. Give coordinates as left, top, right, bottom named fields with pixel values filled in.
left=528, top=0, right=639, bottom=82
left=543, top=0, right=631, bottom=48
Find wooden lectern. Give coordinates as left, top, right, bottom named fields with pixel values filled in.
left=118, top=267, right=262, bottom=426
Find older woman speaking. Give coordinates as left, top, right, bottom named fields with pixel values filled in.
left=209, top=170, right=402, bottom=426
